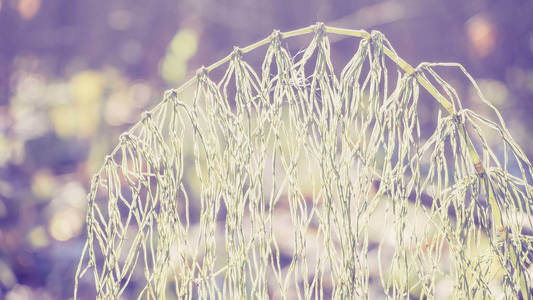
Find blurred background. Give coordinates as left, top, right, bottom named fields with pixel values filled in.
left=0, top=0, right=532, bottom=299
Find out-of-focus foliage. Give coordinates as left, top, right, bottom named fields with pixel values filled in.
left=1, top=0, right=533, bottom=299
left=160, top=29, right=199, bottom=84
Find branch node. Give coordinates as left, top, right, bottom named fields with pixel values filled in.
left=314, top=22, right=326, bottom=40
left=231, top=46, right=242, bottom=60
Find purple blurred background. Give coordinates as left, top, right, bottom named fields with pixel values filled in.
left=0, top=0, right=532, bottom=299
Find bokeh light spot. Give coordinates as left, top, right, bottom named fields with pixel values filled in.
left=48, top=208, right=83, bottom=242
left=70, top=71, right=103, bottom=106
left=0, top=134, right=9, bottom=167
left=170, top=29, right=198, bottom=60
left=466, top=14, right=496, bottom=58
left=0, top=260, right=16, bottom=289
left=27, top=226, right=49, bottom=249
left=108, top=9, right=133, bottom=31
left=470, top=79, right=509, bottom=106
left=50, top=71, right=103, bottom=138
left=160, top=56, right=187, bottom=84
left=104, top=92, right=132, bottom=126
left=31, top=169, right=55, bottom=199
left=160, top=28, right=198, bottom=84
left=16, top=0, right=40, bottom=21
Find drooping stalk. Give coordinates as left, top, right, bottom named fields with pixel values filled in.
left=75, top=23, right=533, bottom=299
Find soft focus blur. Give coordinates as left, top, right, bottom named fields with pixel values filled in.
left=0, top=0, right=532, bottom=299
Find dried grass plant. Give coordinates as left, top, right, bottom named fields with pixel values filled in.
left=75, top=23, right=533, bottom=299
